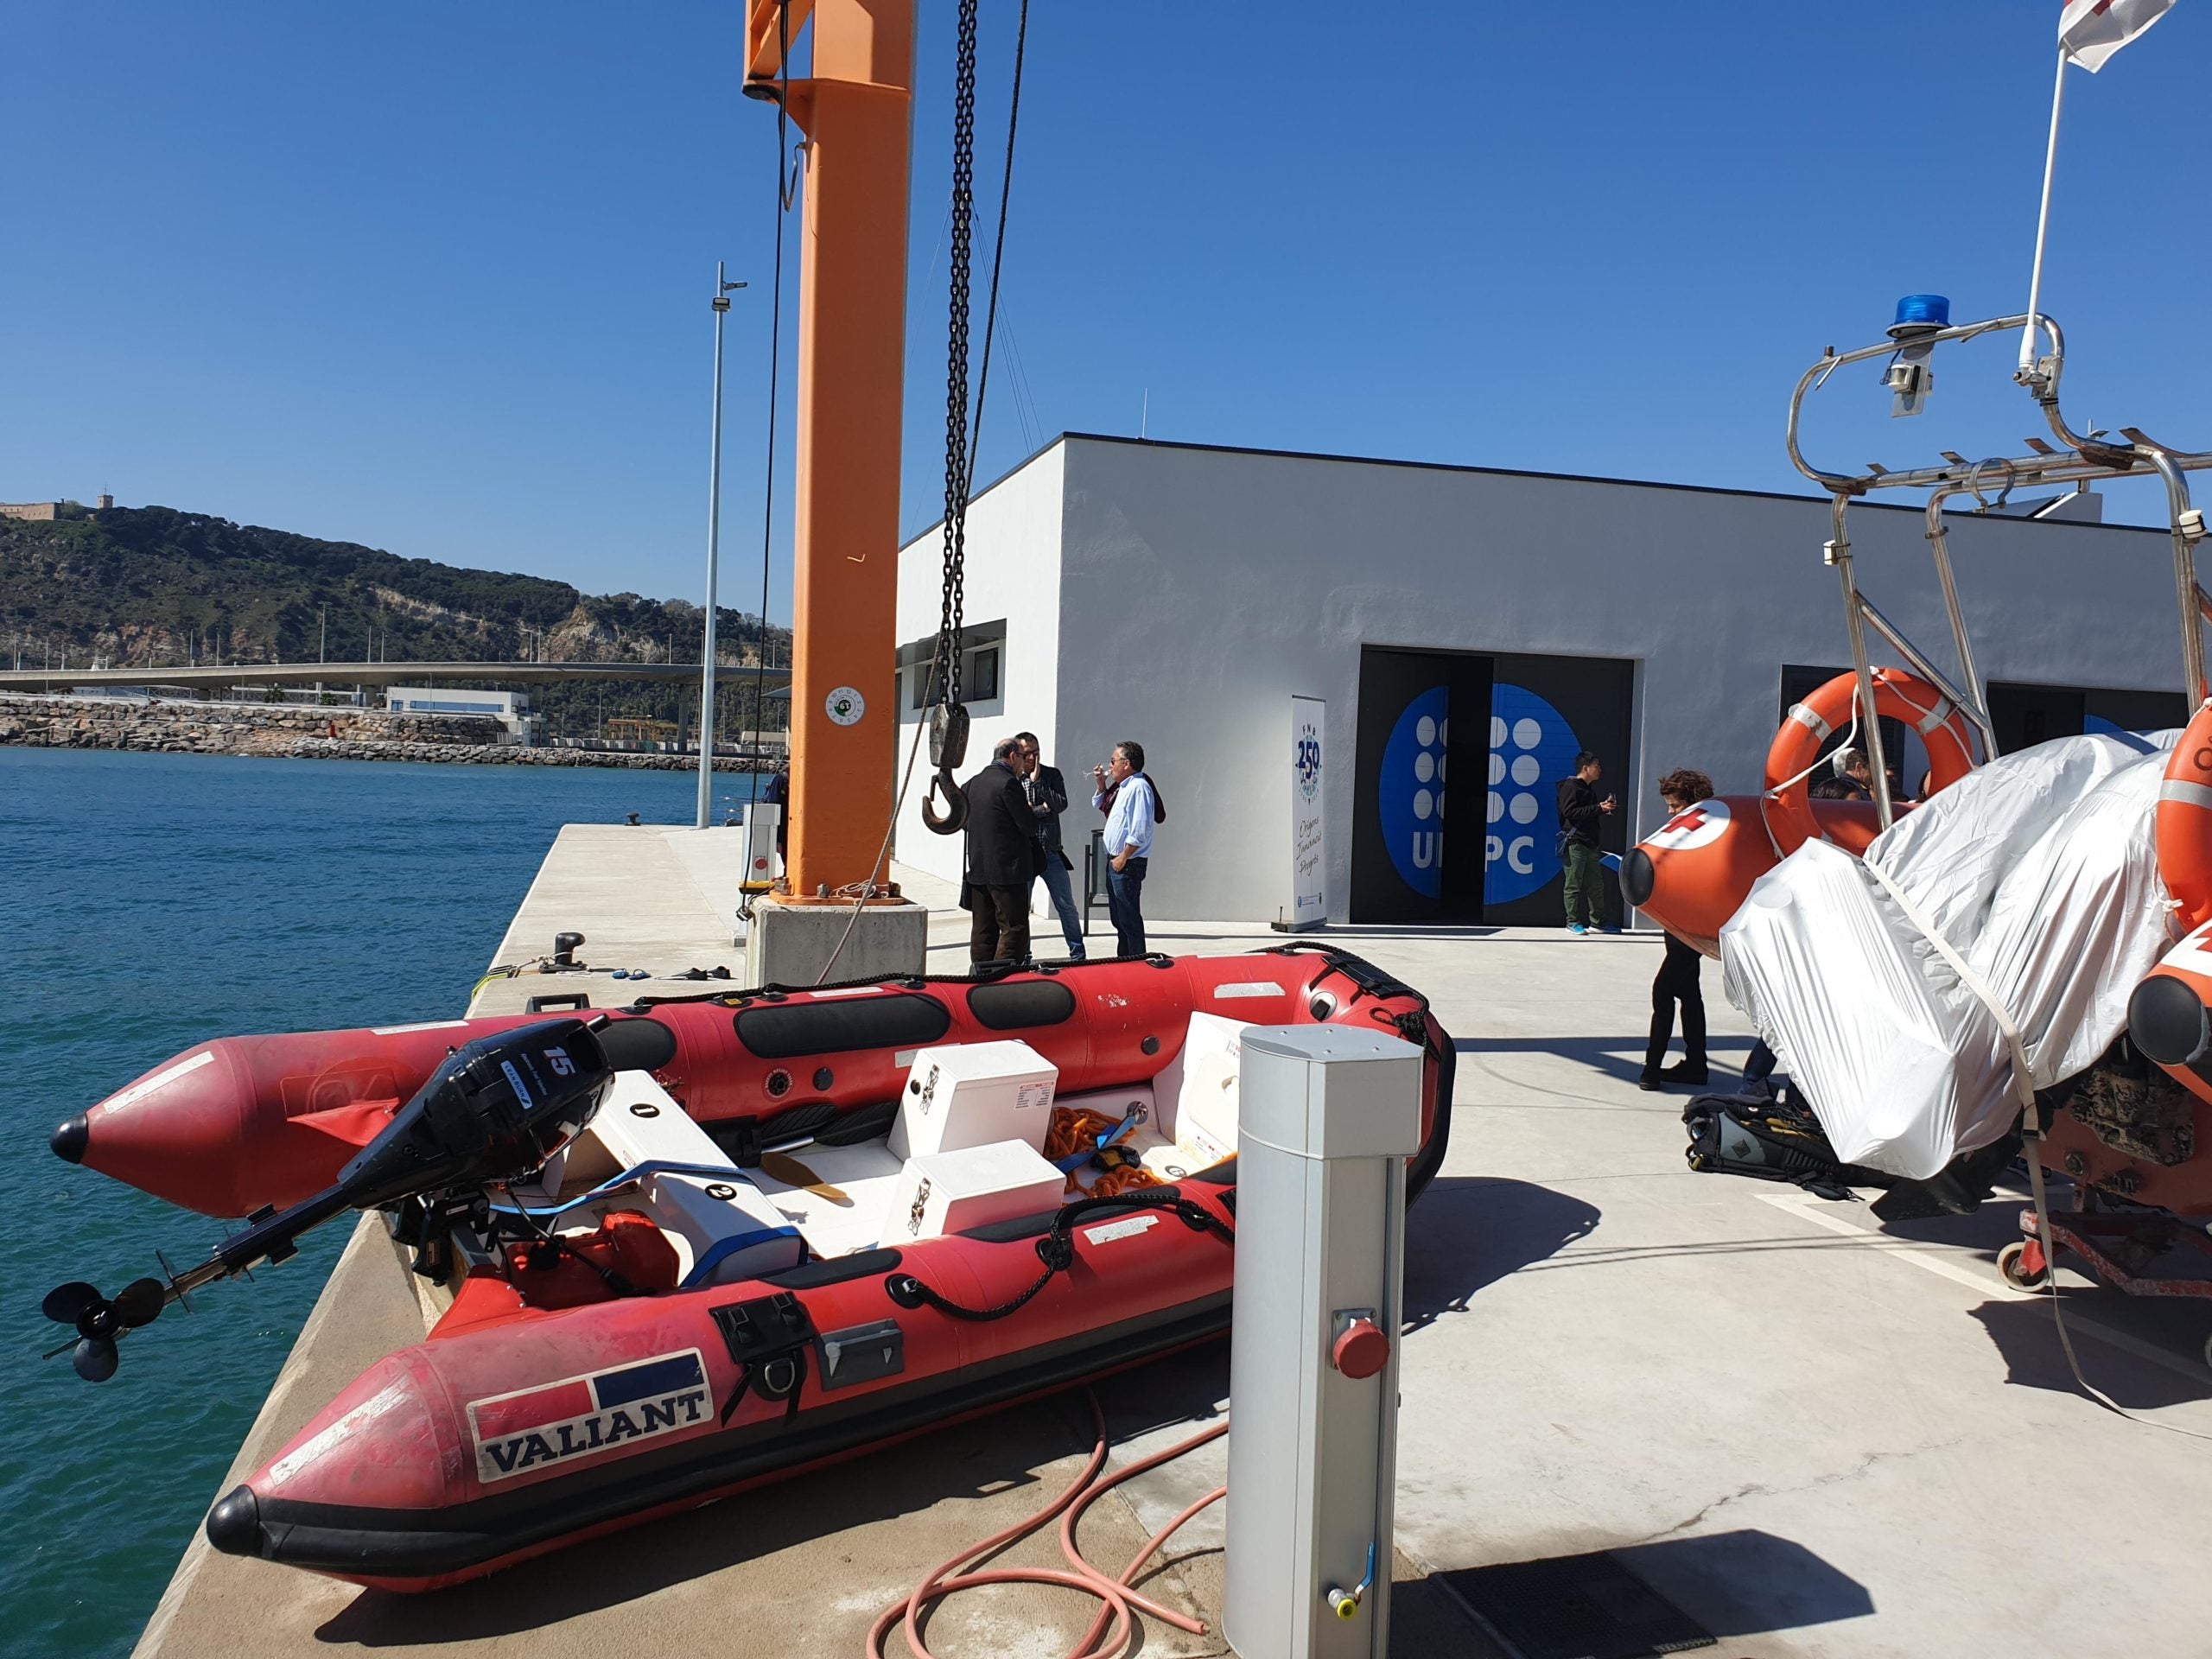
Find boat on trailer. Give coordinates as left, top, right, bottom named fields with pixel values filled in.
left=45, top=944, right=1451, bottom=1590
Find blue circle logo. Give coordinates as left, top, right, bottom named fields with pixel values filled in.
left=1380, top=687, right=1450, bottom=897
left=1295, top=721, right=1321, bottom=803
left=1484, top=684, right=1582, bottom=905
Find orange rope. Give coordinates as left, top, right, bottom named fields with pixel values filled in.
left=863, top=1389, right=1225, bottom=1659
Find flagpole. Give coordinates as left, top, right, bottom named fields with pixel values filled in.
left=2019, top=48, right=2069, bottom=377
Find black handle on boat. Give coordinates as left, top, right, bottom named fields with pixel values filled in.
left=885, top=1190, right=1234, bottom=1323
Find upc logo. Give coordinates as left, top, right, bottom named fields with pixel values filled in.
left=1380, top=688, right=1450, bottom=898
left=1484, top=684, right=1581, bottom=905
left=1376, top=683, right=1585, bottom=904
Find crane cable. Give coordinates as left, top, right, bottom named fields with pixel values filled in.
left=741, top=0, right=794, bottom=839
left=918, top=0, right=986, bottom=836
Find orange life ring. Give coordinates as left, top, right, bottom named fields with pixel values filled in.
left=1623, top=794, right=1884, bottom=958
left=2156, top=699, right=2212, bottom=930
left=1761, top=668, right=1975, bottom=858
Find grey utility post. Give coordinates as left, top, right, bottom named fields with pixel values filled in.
left=694, top=261, right=747, bottom=830
left=1224, top=1024, right=1423, bottom=1659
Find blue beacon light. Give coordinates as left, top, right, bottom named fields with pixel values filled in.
left=1889, top=294, right=1950, bottom=338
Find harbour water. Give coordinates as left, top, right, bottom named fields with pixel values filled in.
left=0, top=748, right=759, bottom=1659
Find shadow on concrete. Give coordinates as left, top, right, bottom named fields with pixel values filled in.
left=1966, top=1295, right=2212, bottom=1408
left=314, top=1350, right=1236, bottom=1645
left=1617, top=1528, right=1875, bottom=1641
left=1453, top=1033, right=1762, bottom=1091
left=1403, top=1177, right=1602, bottom=1335
left=1294, top=924, right=1508, bottom=939
left=1389, top=1568, right=1515, bottom=1657
left=1439, top=1530, right=1872, bottom=1653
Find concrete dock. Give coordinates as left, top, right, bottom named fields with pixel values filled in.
left=135, top=825, right=2212, bottom=1657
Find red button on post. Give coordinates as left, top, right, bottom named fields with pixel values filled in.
left=1331, top=1318, right=1389, bottom=1380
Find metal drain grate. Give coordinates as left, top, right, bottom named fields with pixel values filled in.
left=1438, top=1552, right=1716, bottom=1659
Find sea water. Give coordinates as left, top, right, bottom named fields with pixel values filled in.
left=0, top=748, right=760, bottom=1658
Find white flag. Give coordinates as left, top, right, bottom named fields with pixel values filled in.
left=2059, top=0, right=2177, bottom=71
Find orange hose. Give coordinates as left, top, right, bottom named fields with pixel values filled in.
left=863, top=1390, right=1228, bottom=1659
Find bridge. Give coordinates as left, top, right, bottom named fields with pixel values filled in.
left=0, top=661, right=791, bottom=693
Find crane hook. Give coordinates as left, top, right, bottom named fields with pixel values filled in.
left=921, top=766, right=968, bottom=835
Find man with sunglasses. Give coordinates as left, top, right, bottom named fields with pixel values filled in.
left=1014, top=732, right=1084, bottom=960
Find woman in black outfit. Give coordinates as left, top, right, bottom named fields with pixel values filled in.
left=1641, top=768, right=1714, bottom=1090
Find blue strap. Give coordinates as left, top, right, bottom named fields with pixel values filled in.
left=1052, top=1110, right=1141, bottom=1173
left=680, top=1225, right=804, bottom=1289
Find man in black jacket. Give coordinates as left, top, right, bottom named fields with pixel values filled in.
left=1640, top=768, right=1712, bottom=1088
left=1555, top=749, right=1617, bottom=935
left=1014, top=731, right=1084, bottom=960
left=962, top=736, right=1039, bottom=964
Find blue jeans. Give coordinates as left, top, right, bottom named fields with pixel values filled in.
left=1034, top=849, right=1085, bottom=958
left=1106, top=855, right=1147, bottom=957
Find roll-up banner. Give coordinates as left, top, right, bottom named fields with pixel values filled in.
left=1287, top=696, right=1326, bottom=929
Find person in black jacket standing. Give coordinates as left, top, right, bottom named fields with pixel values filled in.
left=961, top=736, right=1039, bottom=964
left=1014, top=731, right=1084, bottom=960
left=1555, top=750, right=1617, bottom=935
left=1641, top=769, right=1713, bottom=1089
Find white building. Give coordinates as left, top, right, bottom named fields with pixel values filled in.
left=383, top=685, right=537, bottom=744
left=892, top=435, right=2187, bottom=930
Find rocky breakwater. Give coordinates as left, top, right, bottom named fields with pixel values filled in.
left=0, top=695, right=756, bottom=770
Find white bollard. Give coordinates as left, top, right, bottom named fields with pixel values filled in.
left=1223, top=1025, right=1423, bottom=1659
left=740, top=802, right=782, bottom=899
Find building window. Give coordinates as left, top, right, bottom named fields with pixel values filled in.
left=968, top=646, right=1000, bottom=704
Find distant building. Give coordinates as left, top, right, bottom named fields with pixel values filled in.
left=0, top=495, right=115, bottom=521
left=383, top=685, right=537, bottom=745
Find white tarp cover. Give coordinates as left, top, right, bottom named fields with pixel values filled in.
left=1719, top=733, right=2179, bottom=1180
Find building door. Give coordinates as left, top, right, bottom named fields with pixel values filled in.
left=1989, top=680, right=2187, bottom=752
left=1351, top=649, right=1491, bottom=925
left=1351, top=648, right=1634, bottom=926
left=1484, top=652, right=1636, bottom=928
left=1987, top=682, right=2084, bottom=755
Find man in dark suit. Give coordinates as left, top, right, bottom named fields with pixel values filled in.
left=961, top=736, right=1039, bottom=964
left=1014, top=730, right=1084, bottom=960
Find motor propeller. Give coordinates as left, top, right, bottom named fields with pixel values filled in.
left=41, top=1276, right=170, bottom=1382
left=39, top=1014, right=677, bottom=1384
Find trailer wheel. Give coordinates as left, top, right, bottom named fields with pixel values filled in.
left=1998, top=1240, right=2049, bottom=1291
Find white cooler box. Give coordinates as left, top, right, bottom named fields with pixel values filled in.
left=891, top=1039, right=1058, bottom=1160
left=1154, top=1011, right=1248, bottom=1168
left=884, top=1140, right=1066, bottom=1242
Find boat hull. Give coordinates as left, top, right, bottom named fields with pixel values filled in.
left=67, top=951, right=1406, bottom=1217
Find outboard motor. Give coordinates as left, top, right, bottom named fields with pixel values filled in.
left=41, top=1015, right=676, bottom=1382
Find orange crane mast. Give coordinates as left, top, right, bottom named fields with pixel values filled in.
left=744, top=0, right=915, bottom=905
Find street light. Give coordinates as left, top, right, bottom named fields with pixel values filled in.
left=696, top=262, right=748, bottom=829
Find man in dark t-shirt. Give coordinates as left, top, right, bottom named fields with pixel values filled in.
left=1555, top=750, right=1616, bottom=935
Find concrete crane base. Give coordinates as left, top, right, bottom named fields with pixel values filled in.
left=744, top=895, right=928, bottom=988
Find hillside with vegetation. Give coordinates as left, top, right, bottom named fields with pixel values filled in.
left=0, top=505, right=791, bottom=738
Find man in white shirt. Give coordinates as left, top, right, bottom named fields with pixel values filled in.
left=1089, top=740, right=1157, bottom=957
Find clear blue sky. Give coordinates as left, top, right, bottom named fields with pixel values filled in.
left=4, top=1, right=2208, bottom=622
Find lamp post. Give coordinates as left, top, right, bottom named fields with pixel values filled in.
left=696, top=261, right=749, bottom=829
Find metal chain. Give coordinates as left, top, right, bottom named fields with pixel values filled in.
left=933, top=0, right=981, bottom=715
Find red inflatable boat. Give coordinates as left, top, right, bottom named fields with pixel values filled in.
left=51, top=945, right=1451, bottom=1592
